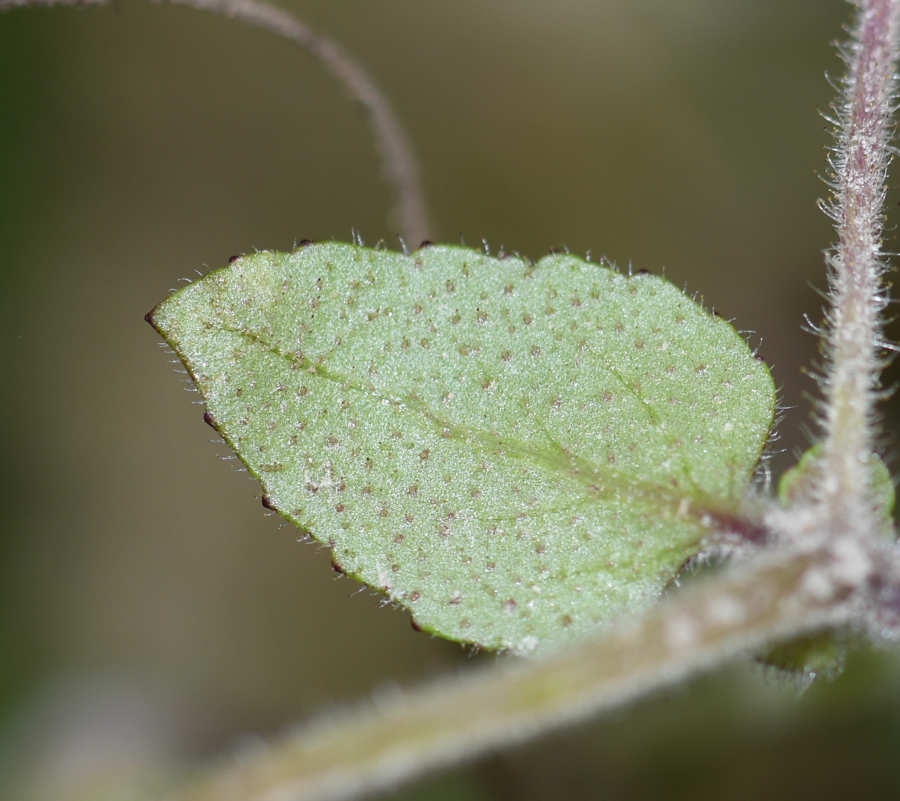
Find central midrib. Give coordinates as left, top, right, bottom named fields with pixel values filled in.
left=221, top=320, right=733, bottom=523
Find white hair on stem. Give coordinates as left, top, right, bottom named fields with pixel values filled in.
left=818, top=0, right=900, bottom=535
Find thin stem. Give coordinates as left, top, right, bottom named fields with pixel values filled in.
left=819, top=0, right=899, bottom=532
left=0, top=0, right=434, bottom=245
left=157, top=0, right=433, bottom=246
left=167, top=547, right=854, bottom=801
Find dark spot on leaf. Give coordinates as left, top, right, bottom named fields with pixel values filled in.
left=261, top=495, right=276, bottom=510
left=228, top=254, right=241, bottom=264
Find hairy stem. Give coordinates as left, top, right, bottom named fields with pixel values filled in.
left=167, top=547, right=854, bottom=801
left=0, top=0, right=433, bottom=245
left=819, top=0, right=899, bottom=532
left=5, top=2, right=899, bottom=800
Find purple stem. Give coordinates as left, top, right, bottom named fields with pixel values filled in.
left=819, top=0, right=899, bottom=534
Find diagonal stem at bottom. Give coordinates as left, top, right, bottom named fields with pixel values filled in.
left=169, top=546, right=855, bottom=801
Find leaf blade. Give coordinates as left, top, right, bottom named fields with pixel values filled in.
left=150, top=243, right=775, bottom=653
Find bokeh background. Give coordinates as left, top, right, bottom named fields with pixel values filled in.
left=2, top=0, right=900, bottom=798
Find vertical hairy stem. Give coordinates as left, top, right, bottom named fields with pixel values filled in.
left=4, top=2, right=900, bottom=801
left=820, top=0, right=899, bottom=533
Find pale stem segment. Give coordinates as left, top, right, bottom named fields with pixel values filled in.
left=0, top=0, right=434, bottom=245
left=820, top=0, right=900, bottom=532
left=167, top=548, right=853, bottom=801
left=3, top=2, right=898, bottom=800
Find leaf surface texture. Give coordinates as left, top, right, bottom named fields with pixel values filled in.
left=150, top=244, right=775, bottom=653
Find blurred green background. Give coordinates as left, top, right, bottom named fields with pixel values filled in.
left=2, top=0, right=900, bottom=798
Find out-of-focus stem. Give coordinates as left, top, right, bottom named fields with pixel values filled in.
left=0, top=0, right=434, bottom=245
left=157, top=0, right=433, bottom=246
left=167, top=547, right=853, bottom=801
left=819, top=0, right=899, bottom=533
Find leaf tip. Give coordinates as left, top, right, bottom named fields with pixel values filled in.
left=144, top=306, right=162, bottom=332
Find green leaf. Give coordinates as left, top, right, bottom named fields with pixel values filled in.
left=779, top=445, right=895, bottom=531
left=148, top=243, right=775, bottom=654
left=757, top=632, right=848, bottom=684
left=760, top=448, right=895, bottom=682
